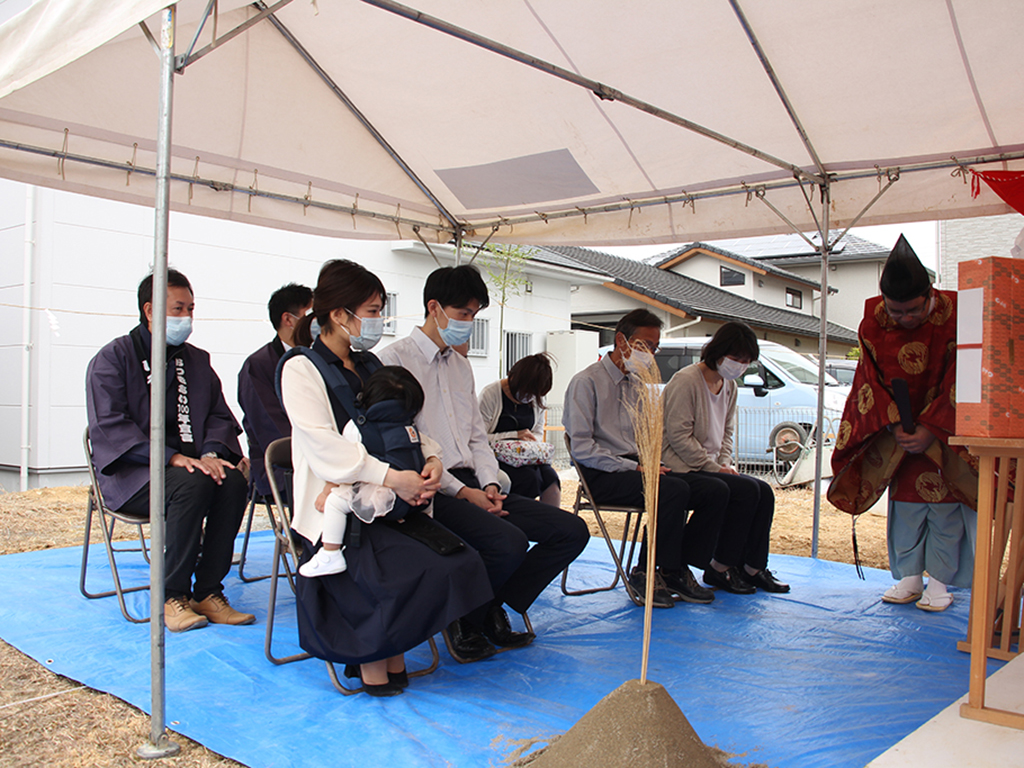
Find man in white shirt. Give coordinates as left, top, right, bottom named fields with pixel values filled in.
left=380, top=265, right=589, bottom=661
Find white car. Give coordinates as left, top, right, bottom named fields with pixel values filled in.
left=600, top=339, right=846, bottom=465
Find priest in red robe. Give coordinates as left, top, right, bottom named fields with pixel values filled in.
left=828, top=236, right=977, bottom=612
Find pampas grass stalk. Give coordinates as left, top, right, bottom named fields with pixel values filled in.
left=622, top=348, right=664, bottom=684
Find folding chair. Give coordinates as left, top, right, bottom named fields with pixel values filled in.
left=236, top=477, right=276, bottom=583
left=79, top=428, right=150, bottom=623
left=560, top=434, right=646, bottom=607
left=262, top=437, right=440, bottom=694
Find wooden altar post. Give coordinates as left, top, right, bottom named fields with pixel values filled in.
left=950, top=436, right=1024, bottom=729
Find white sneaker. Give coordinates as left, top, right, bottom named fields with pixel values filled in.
left=299, top=547, right=347, bottom=578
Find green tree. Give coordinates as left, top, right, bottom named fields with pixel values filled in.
left=475, top=243, right=536, bottom=375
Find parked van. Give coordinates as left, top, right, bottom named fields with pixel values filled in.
left=598, top=339, right=847, bottom=466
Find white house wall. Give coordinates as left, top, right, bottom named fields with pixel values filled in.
left=0, top=179, right=28, bottom=480
left=938, top=213, right=1024, bottom=290
left=781, top=260, right=882, bottom=333
left=669, top=256, right=756, bottom=300
left=0, top=181, right=574, bottom=490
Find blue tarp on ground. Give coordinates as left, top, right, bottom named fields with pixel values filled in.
left=0, top=534, right=1002, bottom=767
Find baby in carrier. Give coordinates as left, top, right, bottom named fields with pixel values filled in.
left=300, top=365, right=429, bottom=578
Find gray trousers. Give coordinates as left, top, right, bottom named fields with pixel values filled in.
left=887, top=500, right=977, bottom=588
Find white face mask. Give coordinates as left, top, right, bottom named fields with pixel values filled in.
left=624, top=347, right=656, bottom=377
left=165, top=315, right=192, bottom=346
left=345, top=310, right=384, bottom=351
left=717, top=357, right=749, bottom=381
left=437, top=307, right=475, bottom=348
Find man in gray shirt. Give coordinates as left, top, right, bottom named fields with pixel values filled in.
left=563, top=309, right=720, bottom=608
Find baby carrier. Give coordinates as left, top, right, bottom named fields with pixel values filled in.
left=276, top=344, right=429, bottom=523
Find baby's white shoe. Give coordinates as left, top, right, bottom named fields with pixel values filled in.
left=300, top=547, right=347, bottom=578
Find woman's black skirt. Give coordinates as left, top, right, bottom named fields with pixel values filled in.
left=294, top=519, right=492, bottom=664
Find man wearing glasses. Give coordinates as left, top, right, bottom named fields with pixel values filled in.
left=829, top=236, right=977, bottom=613
left=563, top=309, right=722, bottom=609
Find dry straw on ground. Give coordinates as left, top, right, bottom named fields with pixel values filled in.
left=0, top=483, right=886, bottom=767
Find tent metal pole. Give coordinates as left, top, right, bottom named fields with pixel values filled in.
left=20, top=185, right=35, bottom=492
left=137, top=5, right=180, bottom=761
left=254, top=1, right=461, bottom=234
left=811, top=185, right=831, bottom=559
left=829, top=172, right=900, bottom=249
left=357, top=0, right=823, bottom=185
left=176, top=0, right=296, bottom=71
left=3, top=134, right=1021, bottom=236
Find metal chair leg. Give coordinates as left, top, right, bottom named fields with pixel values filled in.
left=79, top=493, right=150, bottom=622
left=264, top=537, right=313, bottom=666
left=238, top=490, right=276, bottom=583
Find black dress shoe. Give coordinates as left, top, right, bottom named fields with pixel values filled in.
left=343, top=663, right=404, bottom=697
left=660, top=568, right=715, bottom=604
left=388, top=669, right=410, bottom=688
left=703, top=566, right=756, bottom=595
left=628, top=568, right=675, bottom=609
left=745, top=567, right=791, bottom=593
left=481, top=605, right=535, bottom=649
left=444, top=618, right=497, bottom=662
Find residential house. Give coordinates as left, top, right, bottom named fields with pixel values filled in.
left=537, top=244, right=858, bottom=357
left=704, top=232, right=896, bottom=334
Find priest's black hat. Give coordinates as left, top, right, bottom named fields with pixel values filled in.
left=879, top=235, right=931, bottom=301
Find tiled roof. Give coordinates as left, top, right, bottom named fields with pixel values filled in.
left=541, top=245, right=859, bottom=345
left=703, top=231, right=890, bottom=266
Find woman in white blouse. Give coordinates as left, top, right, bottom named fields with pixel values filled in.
left=661, top=322, right=790, bottom=596
left=280, top=259, right=490, bottom=697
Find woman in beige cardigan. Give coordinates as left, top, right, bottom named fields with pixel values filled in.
left=661, top=322, right=790, bottom=595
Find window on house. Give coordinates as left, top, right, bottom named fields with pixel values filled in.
left=503, top=331, right=531, bottom=374
left=468, top=318, right=489, bottom=356
left=786, top=287, right=803, bottom=309
left=720, top=266, right=745, bottom=286
left=382, top=292, right=397, bottom=335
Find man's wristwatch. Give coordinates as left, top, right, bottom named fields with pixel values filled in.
left=202, top=452, right=219, bottom=459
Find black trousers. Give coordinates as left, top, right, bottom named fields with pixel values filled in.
left=436, top=468, right=589, bottom=615
left=119, top=466, right=248, bottom=601
left=580, top=466, right=725, bottom=572
left=680, top=471, right=775, bottom=570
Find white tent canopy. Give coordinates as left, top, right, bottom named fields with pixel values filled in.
left=2, top=0, right=1023, bottom=247
left=4, top=0, right=1021, bottom=751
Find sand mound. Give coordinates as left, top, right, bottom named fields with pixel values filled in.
left=510, top=679, right=734, bottom=767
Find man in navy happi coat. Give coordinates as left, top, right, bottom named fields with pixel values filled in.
left=237, top=283, right=312, bottom=497
left=86, top=269, right=255, bottom=632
